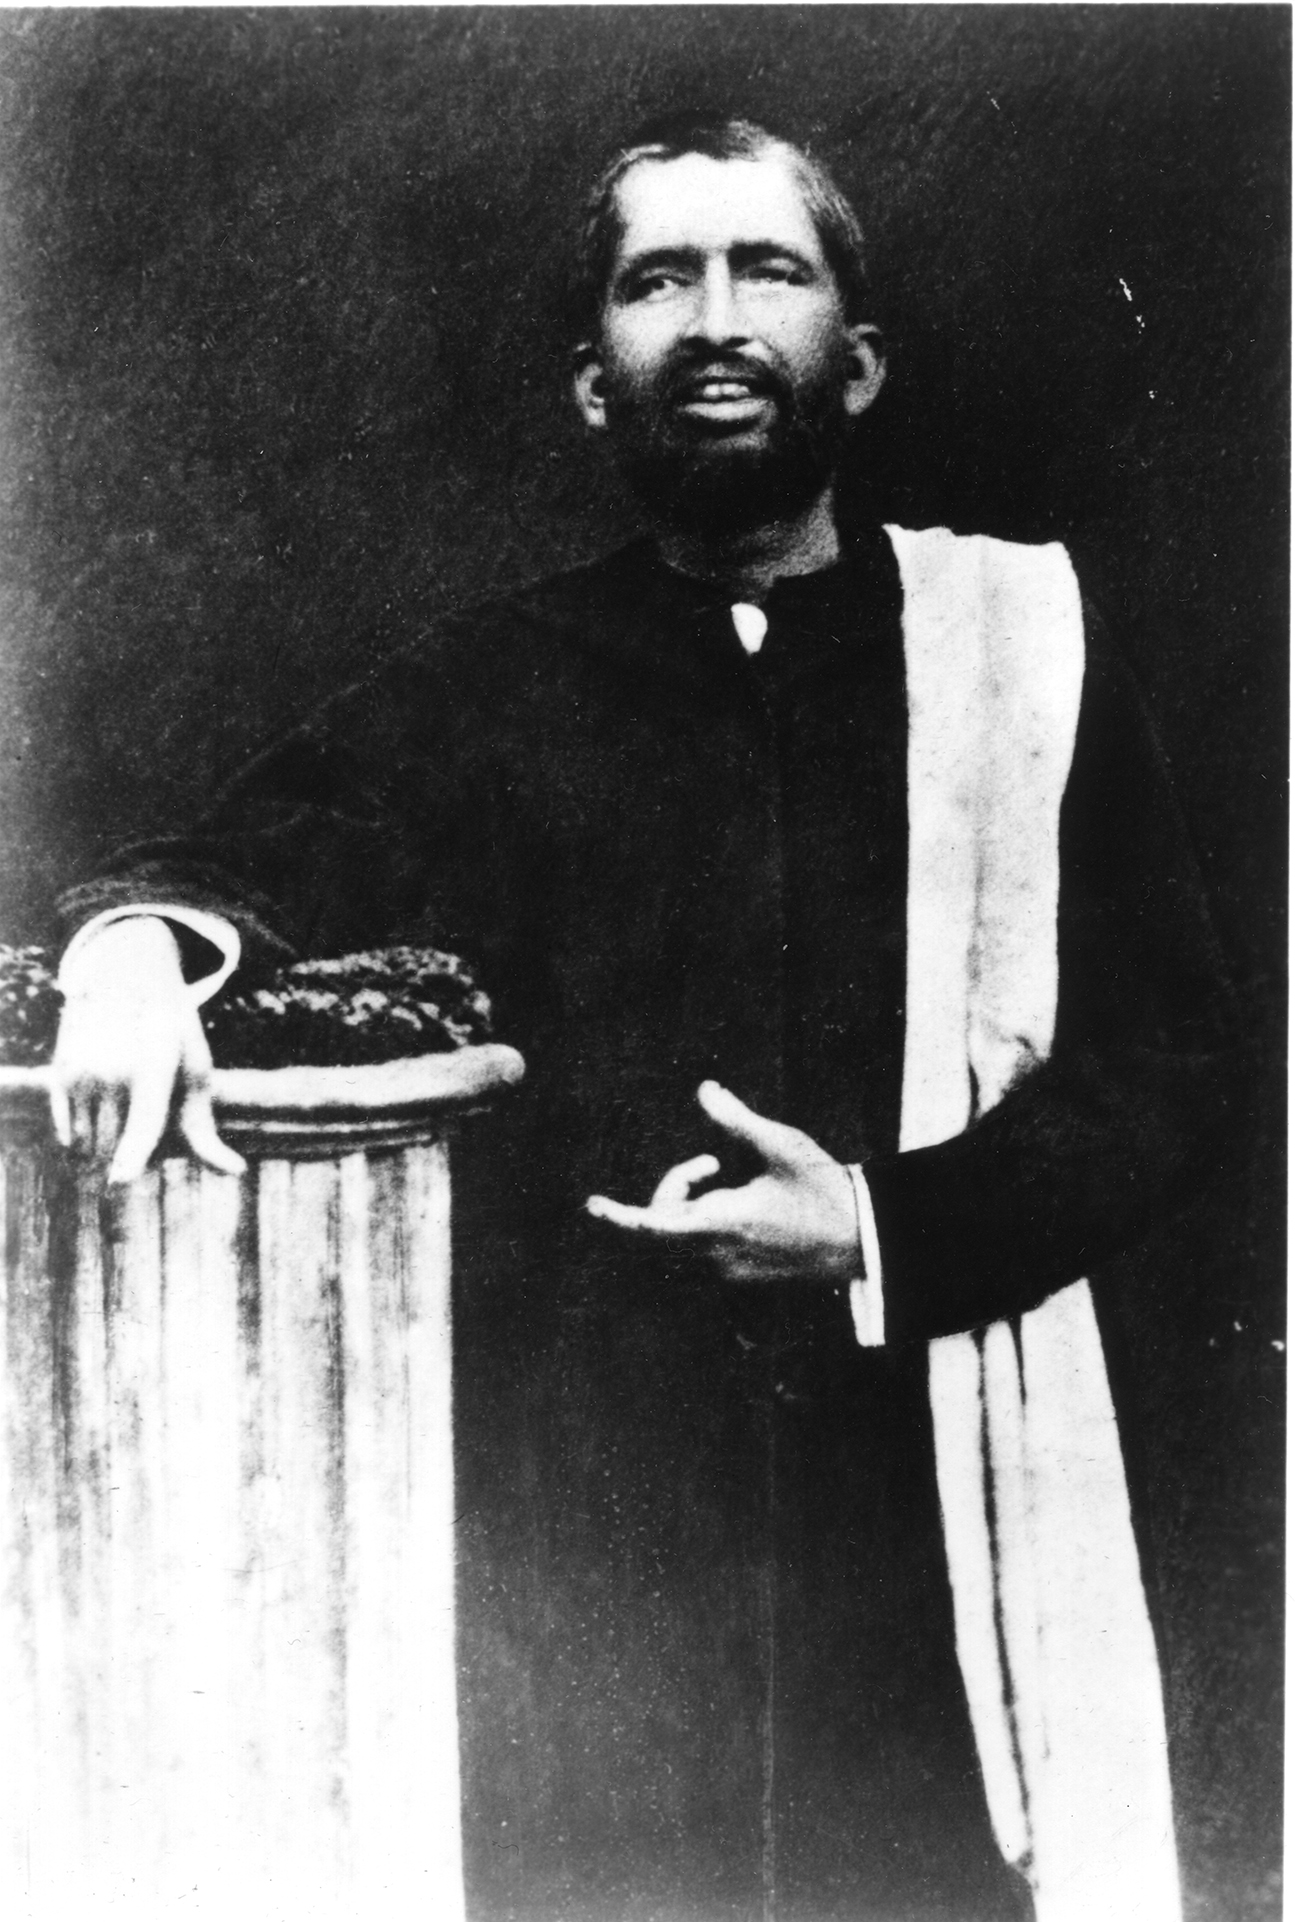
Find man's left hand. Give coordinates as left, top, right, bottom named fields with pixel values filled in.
left=586, top=1081, right=860, bottom=1284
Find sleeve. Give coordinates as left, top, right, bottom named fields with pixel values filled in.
left=58, top=903, right=241, bottom=1001
left=55, top=615, right=535, bottom=1006
left=860, top=611, right=1242, bottom=1346
left=846, top=1164, right=886, bottom=1346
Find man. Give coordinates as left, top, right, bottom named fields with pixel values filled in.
left=53, top=116, right=1230, bottom=1920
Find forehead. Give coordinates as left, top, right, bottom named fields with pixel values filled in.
left=611, top=151, right=826, bottom=265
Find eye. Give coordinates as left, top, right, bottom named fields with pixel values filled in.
left=622, top=267, right=689, bottom=303
left=744, top=259, right=808, bottom=287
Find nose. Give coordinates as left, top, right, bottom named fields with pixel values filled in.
left=690, top=260, right=747, bottom=345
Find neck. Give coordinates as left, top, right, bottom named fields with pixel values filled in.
left=654, top=486, right=841, bottom=598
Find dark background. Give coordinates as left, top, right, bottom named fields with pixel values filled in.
left=0, top=8, right=1285, bottom=1917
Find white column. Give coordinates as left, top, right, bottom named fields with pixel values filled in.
left=0, top=1046, right=521, bottom=1922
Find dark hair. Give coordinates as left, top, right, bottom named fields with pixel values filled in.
left=574, top=111, right=868, bottom=337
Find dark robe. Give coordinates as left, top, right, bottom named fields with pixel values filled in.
left=63, top=523, right=1234, bottom=1922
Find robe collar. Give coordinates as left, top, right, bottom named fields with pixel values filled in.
left=524, top=520, right=903, bottom=702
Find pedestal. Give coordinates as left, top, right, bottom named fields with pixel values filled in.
left=0, top=1046, right=523, bottom=1921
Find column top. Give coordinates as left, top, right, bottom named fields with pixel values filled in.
left=0, top=1045, right=526, bottom=1158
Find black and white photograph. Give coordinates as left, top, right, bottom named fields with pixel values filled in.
left=0, top=8, right=1284, bottom=1920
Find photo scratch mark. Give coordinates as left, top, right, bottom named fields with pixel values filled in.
left=1118, top=276, right=1146, bottom=332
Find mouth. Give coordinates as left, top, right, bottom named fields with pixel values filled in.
left=673, top=367, right=778, bottom=428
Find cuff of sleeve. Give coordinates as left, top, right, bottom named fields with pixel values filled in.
left=845, top=1162, right=885, bottom=1348
left=59, top=904, right=241, bottom=1007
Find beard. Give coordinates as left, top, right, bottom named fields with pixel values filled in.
left=601, top=345, right=854, bottom=538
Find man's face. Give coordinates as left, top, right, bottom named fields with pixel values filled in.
left=575, top=151, right=882, bottom=534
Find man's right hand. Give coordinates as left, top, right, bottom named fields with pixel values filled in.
left=50, top=917, right=245, bottom=1184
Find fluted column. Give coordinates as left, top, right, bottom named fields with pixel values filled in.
left=0, top=1046, right=523, bottom=1921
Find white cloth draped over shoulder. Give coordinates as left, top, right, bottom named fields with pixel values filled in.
left=885, top=524, right=1182, bottom=1922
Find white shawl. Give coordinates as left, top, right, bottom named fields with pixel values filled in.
left=887, top=524, right=1182, bottom=1922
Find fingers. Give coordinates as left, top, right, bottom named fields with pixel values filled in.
left=50, top=989, right=245, bottom=1184
left=586, top=1194, right=669, bottom=1232
left=171, top=1002, right=244, bottom=1177
left=106, top=1062, right=173, bottom=1183
left=696, top=1081, right=809, bottom=1169
left=586, top=1149, right=724, bottom=1237
left=585, top=1189, right=727, bottom=1239
left=89, top=1076, right=244, bottom=1184
left=650, top=1153, right=720, bottom=1208
left=112, top=1017, right=243, bottom=1181
left=175, top=1087, right=246, bottom=1179
left=50, top=1072, right=124, bottom=1162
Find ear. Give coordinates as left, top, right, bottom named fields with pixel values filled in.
left=842, top=323, right=886, bottom=419
left=572, top=342, right=608, bottom=432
